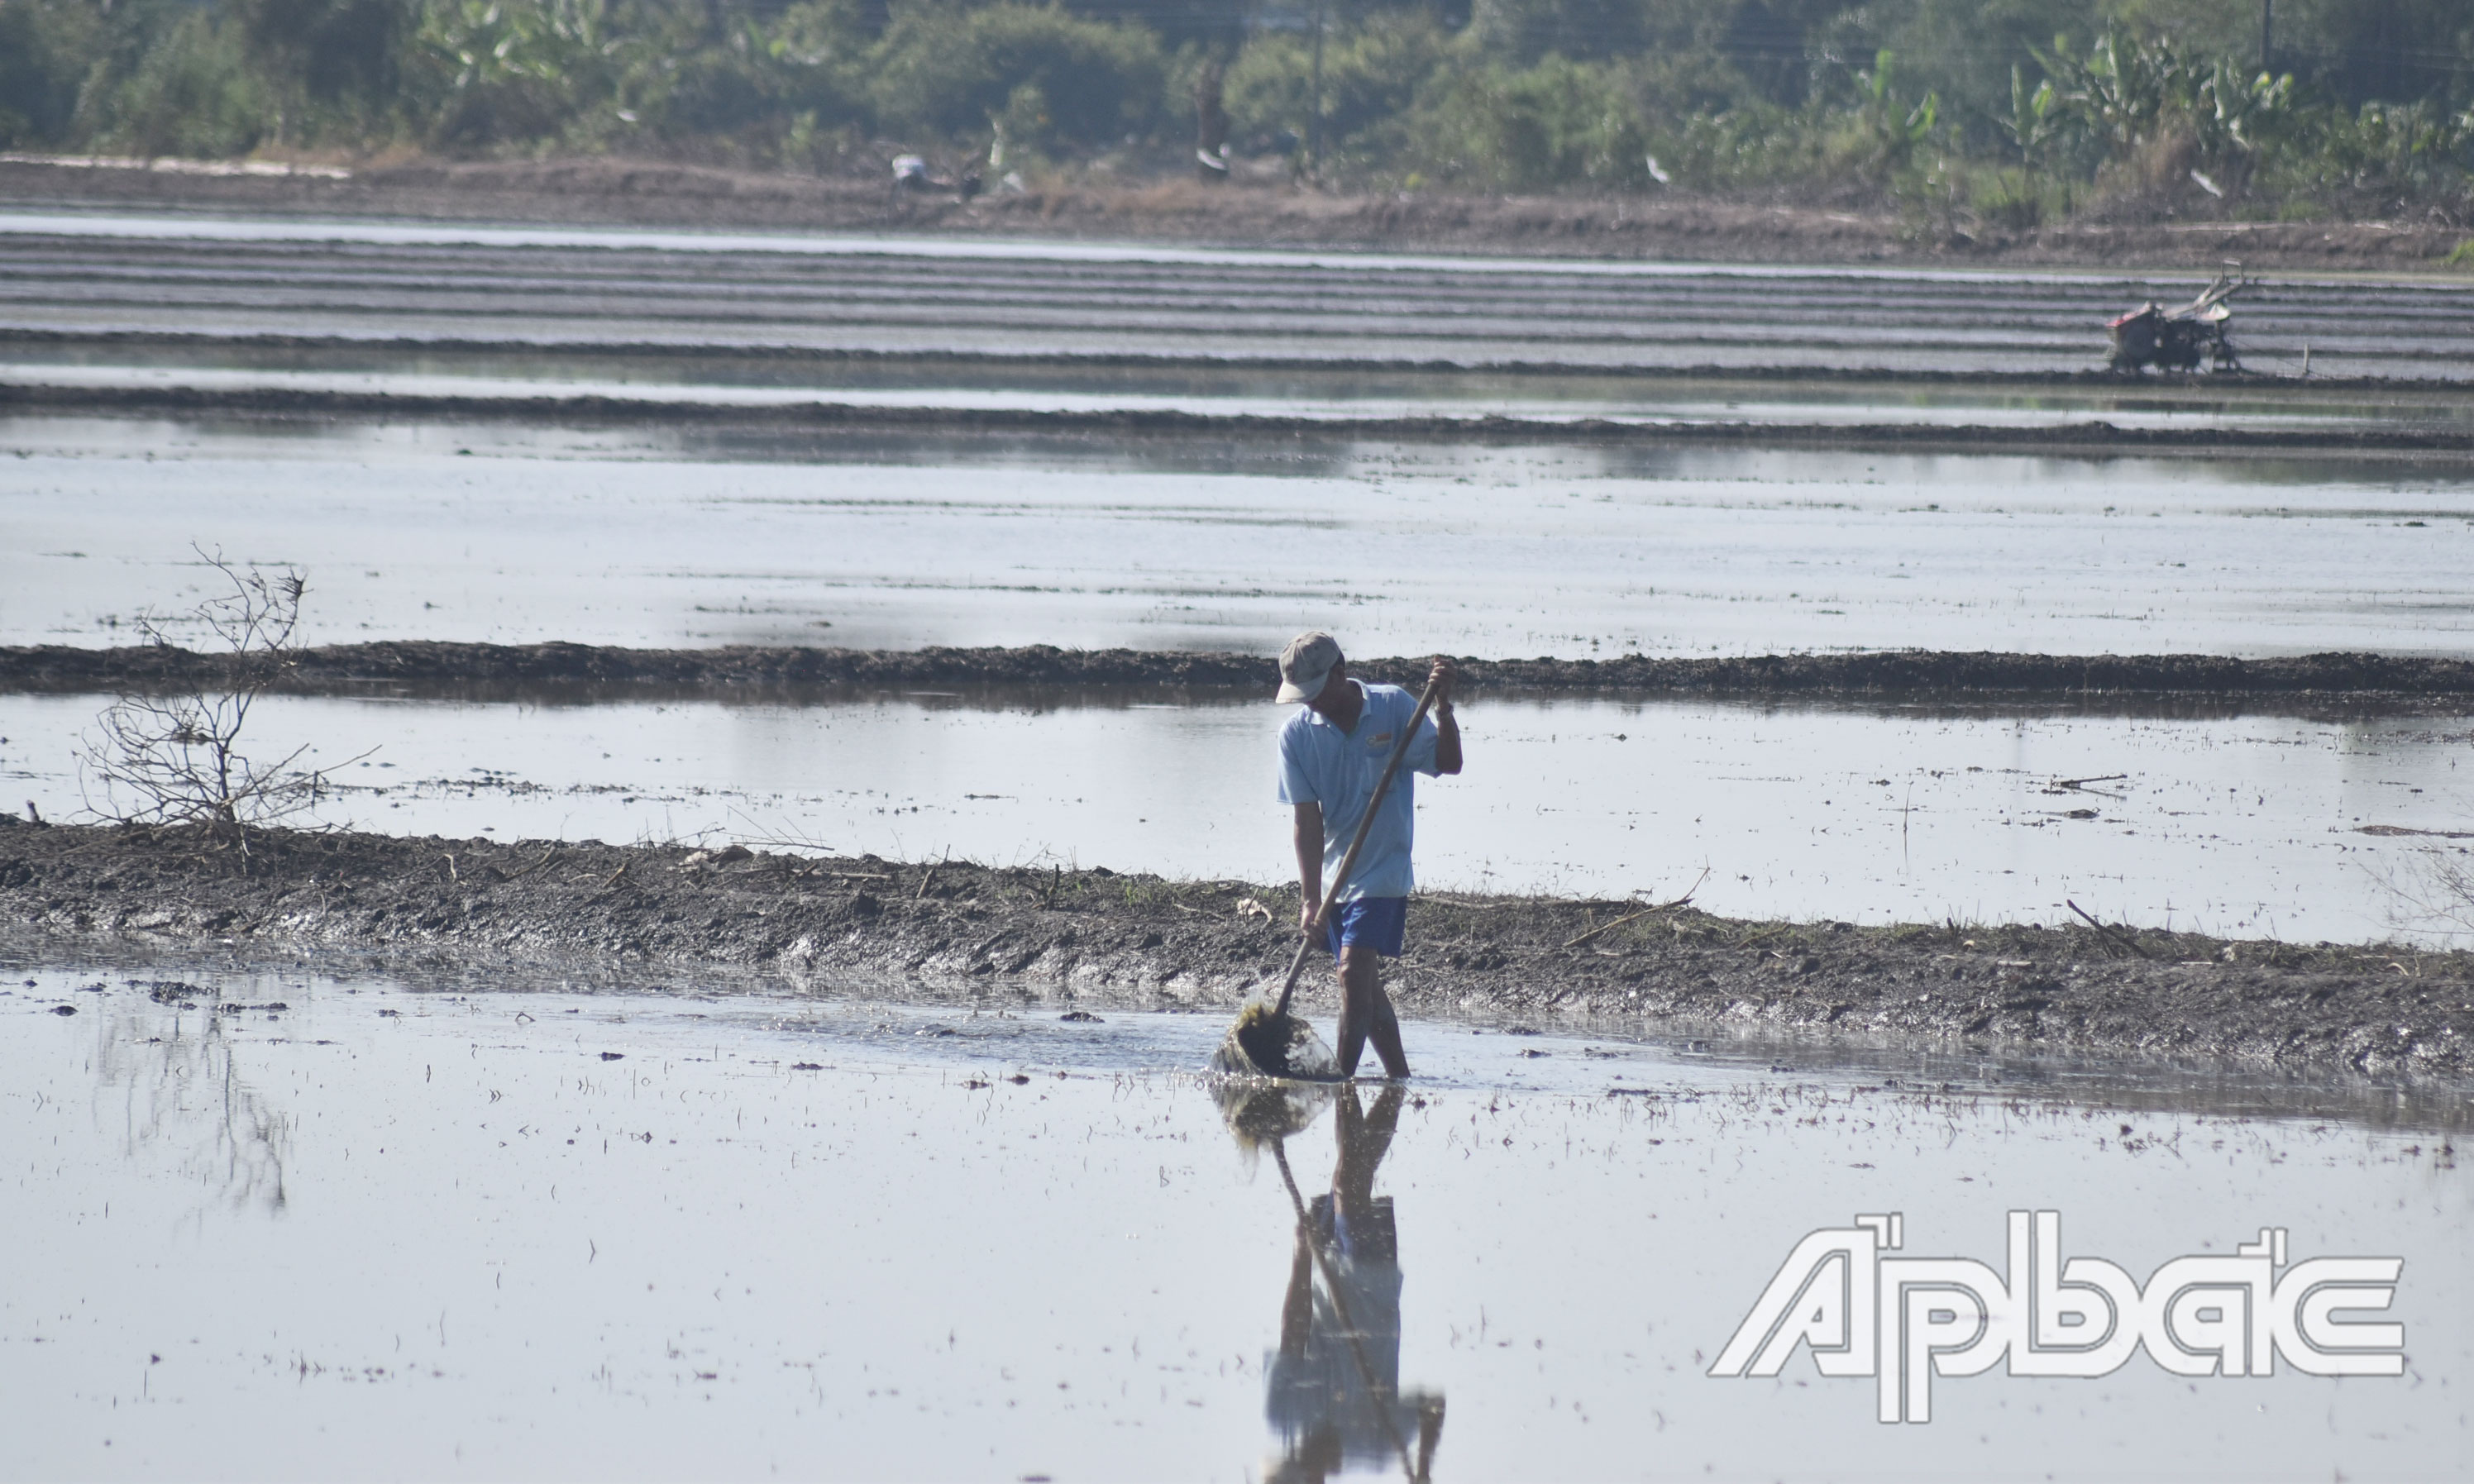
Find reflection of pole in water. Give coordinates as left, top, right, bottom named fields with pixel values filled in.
left=1261, top=1084, right=1443, bottom=1484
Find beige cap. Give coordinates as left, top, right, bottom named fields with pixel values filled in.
left=1277, top=630, right=1342, bottom=703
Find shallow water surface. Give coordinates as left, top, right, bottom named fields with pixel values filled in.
left=0, top=959, right=2463, bottom=1481
left=7, top=689, right=2470, bottom=943
left=5, top=413, right=2472, bottom=658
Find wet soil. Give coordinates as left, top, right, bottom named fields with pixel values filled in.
left=8, top=641, right=2474, bottom=708
left=5, top=817, right=2467, bottom=1079
left=4, top=157, right=2465, bottom=272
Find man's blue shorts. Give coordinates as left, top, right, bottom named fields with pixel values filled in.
left=1325, top=895, right=1407, bottom=962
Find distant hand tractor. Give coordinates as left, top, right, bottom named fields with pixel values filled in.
left=2108, top=266, right=2253, bottom=373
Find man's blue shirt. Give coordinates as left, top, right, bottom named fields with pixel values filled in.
left=1275, top=681, right=1440, bottom=900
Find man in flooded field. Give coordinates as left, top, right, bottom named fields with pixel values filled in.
left=1275, top=631, right=1462, bottom=1080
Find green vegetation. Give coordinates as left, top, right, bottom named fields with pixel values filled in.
left=2, top=0, right=2470, bottom=224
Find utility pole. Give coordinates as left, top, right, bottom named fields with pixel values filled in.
left=2260, top=0, right=2274, bottom=74
left=1309, top=0, right=1325, bottom=176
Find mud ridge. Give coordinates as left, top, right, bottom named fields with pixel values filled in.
left=3, top=818, right=2467, bottom=1081
left=9, top=382, right=2474, bottom=455
left=12, top=326, right=2449, bottom=392
left=5, top=157, right=2467, bottom=271
left=7, top=641, right=2474, bottom=704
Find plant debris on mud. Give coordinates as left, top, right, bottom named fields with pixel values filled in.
left=4, top=817, right=2469, bottom=1081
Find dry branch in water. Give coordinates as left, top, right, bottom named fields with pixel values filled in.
left=76, top=548, right=358, bottom=866
left=2373, top=848, right=2474, bottom=941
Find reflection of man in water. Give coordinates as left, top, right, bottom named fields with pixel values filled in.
left=1265, top=1084, right=1445, bottom=1483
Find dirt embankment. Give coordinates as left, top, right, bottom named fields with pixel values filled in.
left=3, top=818, right=2468, bottom=1080
left=3, top=156, right=2465, bottom=272
left=7, top=642, right=2474, bottom=708
left=10, top=383, right=2474, bottom=453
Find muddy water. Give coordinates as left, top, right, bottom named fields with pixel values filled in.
left=7, top=413, right=2474, bottom=660
left=1, top=958, right=2462, bottom=1481
left=6, top=690, right=2468, bottom=943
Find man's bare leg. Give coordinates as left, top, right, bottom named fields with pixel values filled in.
left=1335, top=944, right=1411, bottom=1080
left=1368, top=985, right=1409, bottom=1079
left=1334, top=945, right=1375, bottom=1077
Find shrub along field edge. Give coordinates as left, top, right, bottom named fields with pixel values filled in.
left=2, top=0, right=2470, bottom=241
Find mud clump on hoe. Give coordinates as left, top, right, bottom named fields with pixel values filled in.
left=1214, top=1000, right=1340, bottom=1081
left=3, top=816, right=2472, bottom=1084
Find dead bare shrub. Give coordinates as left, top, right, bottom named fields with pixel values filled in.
left=76, top=548, right=359, bottom=866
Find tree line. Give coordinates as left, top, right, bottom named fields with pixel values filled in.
left=2, top=0, right=2469, bottom=222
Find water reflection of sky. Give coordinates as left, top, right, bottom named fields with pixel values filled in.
left=5, top=413, right=2473, bottom=659
left=2, top=963, right=2463, bottom=1481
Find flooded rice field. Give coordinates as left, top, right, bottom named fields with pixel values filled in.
left=8, top=211, right=2474, bottom=379
left=7, top=413, right=2473, bottom=660
left=5, top=689, right=2468, bottom=945
left=2, top=955, right=2465, bottom=1481
left=9, top=208, right=2474, bottom=1481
